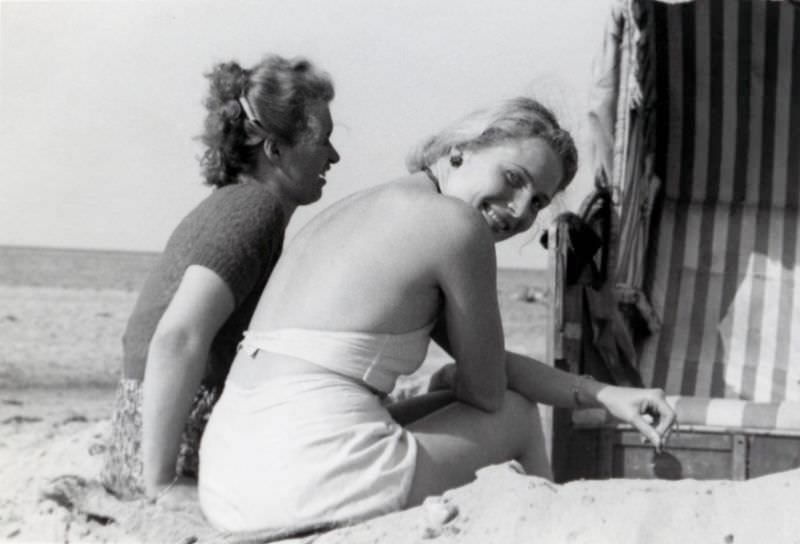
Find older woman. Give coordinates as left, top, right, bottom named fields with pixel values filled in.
left=101, top=54, right=339, bottom=500
left=198, top=97, right=675, bottom=532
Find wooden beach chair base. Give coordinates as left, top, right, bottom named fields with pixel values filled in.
left=559, top=397, right=800, bottom=481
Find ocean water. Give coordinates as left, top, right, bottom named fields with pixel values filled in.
left=0, top=245, right=547, bottom=293
left=0, top=246, right=550, bottom=387
left=0, top=246, right=159, bottom=291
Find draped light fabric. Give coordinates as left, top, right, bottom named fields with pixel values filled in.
left=600, top=0, right=800, bottom=408
left=590, top=0, right=663, bottom=332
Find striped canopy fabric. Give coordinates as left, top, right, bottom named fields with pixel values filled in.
left=631, top=0, right=800, bottom=402
left=573, top=396, right=800, bottom=434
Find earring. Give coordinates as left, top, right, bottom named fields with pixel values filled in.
left=449, top=153, right=463, bottom=167
left=263, top=140, right=279, bottom=158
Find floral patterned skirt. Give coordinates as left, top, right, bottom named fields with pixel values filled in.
left=100, top=379, right=220, bottom=500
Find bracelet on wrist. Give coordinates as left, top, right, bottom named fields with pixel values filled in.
left=572, top=374, right=596, bottom=408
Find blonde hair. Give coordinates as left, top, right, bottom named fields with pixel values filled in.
left=406, top=97, right=577, bottom=191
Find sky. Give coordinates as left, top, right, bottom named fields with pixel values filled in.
left=0, top=0, right=612, bottom=269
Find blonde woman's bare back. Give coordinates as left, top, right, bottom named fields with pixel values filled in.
left=249, top=174, right=480, bottom=335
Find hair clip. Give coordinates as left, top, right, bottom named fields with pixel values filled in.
left=238, top=96, right=262, bottom=127
left=238, top=96, right=268, bottom=145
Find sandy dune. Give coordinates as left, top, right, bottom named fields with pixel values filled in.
left=2, top=396, right=798, bottom=543
left=1, top=285, right=796, bottom=543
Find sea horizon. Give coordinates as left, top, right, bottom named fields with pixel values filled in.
left=0, top=244, right=548, bottom=292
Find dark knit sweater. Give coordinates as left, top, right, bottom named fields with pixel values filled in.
left=121, top=182, right=285, bottom=386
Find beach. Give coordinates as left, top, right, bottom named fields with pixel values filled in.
left=1, top=247, right=798, bottom=543
left=0, top=247, right=547, bottom=542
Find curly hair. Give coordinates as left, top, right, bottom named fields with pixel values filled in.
left=198, top=54, right=335, bottom=188
left=405, top=97, right=578, bottom=192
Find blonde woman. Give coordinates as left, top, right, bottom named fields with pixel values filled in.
left=199, top=97, right=675, bottom=532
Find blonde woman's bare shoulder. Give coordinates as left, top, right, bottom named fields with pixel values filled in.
left=379, top=176, right=494, bottom=252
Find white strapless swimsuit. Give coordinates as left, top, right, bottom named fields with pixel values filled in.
left=239, top=323, right=434, bottom=394
left=198, top=324, right=433, bottom=534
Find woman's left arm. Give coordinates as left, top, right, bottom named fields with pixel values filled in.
left=141, top=265, right=235, bottom=497
left=504, top=350, right=675, bottom=451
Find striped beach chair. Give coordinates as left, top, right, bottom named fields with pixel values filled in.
left=547, top=0, right=800, bottom=482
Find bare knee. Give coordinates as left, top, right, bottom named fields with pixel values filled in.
left=406, top=390, right=545, bottom=505
left=471, top=390, right=539, bottom=455
left=498, top=391, right=550, bottom=478
left=499, top=390, right=539, bottom=428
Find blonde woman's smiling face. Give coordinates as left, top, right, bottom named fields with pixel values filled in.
left=446, top=137, right=563, bottom=242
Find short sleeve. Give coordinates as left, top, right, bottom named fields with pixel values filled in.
left=181, top=185, right=286, bottom=306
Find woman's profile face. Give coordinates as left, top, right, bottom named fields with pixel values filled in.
left=447, top=137, right=563, bottom=242
left=277, top=101, right=340, bottom=205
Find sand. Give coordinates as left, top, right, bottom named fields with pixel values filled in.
left=1, top=284, right=797, bottom=543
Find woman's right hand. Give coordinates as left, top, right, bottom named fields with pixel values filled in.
left=596, top=385, right=676, bottom=452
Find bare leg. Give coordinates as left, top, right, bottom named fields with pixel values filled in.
left=404, top=390, right=550, bottom=506
left=387, top=390, right=455, bottom=425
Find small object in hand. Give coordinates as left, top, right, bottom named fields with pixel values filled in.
left=650, top=450, right=682, bottom=480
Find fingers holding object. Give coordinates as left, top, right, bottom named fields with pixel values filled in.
left=639, top=391, right=677, bottom=452
left=630, top=413, right=664, bottom=453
